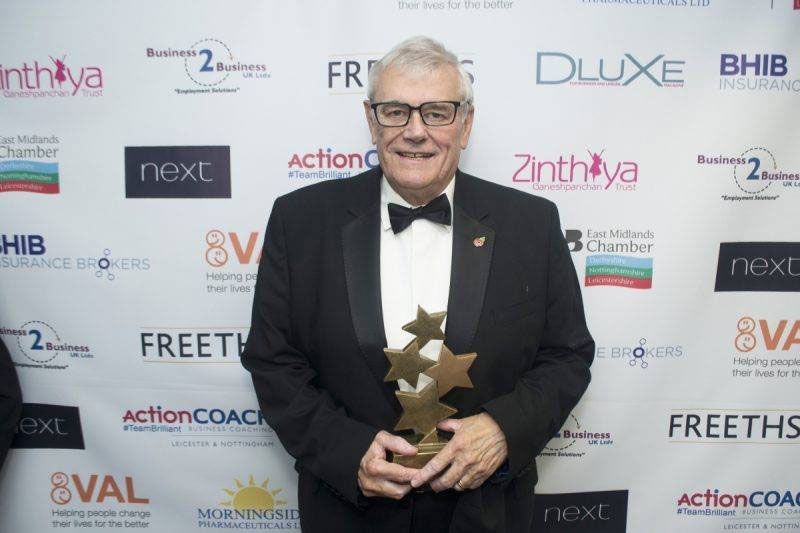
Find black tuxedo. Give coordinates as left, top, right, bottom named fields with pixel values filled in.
left=0, top=338, right=22, bottom=470
left=242, top=168, right=594, bottom=532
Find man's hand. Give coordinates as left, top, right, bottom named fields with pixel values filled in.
left=358, top=430, right=419, bottom=500
left=410, top=413, right=507, bottom=492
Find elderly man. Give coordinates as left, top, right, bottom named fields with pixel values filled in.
left=242, top=36, right=593, bottom=532
left=0, top=339, right=22, bottom=471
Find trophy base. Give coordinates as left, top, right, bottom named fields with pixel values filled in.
left=391, top=441, right=446, bottom=469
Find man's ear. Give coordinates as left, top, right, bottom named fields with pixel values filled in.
left=363, top=100, right=378, bottom=144
left=460, top=104, right=475, bottom=149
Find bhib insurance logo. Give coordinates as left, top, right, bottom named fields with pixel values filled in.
left=196, top=475, right=299, bottom=530
left=718, top=53, right=800, bottom=92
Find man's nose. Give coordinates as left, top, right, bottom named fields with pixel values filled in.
left=402, top=109, right=428, bottom=142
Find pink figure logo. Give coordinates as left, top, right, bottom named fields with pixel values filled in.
left=49, top=54, right=67, bottom=86
left=588, top=149, right=605, bottom=179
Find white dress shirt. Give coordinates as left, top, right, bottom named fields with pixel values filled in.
left=380, top=175, right=455, bottom=393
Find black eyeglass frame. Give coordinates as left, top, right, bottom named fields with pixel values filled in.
left=369, top=100, right=470, bottom=127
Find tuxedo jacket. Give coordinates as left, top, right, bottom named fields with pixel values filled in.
left=241, top=168, right=594, bottom=532
left=0, top=338, right=22, bottom=471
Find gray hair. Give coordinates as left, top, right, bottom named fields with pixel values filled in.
left=367, top=36, right=473, bottom=105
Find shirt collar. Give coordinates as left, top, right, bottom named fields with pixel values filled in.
left=380, top=175, right=456, bottom=232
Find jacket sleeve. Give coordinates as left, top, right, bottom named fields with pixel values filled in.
left=0, top=338, right=23, bottom=470
left=241, top=197, right=379, bottom=507
left=481, top=202, right=594, bottom=478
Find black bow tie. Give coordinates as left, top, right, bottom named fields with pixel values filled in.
left=388, top=193, right=452, bottom=234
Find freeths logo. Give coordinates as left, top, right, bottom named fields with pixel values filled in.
left=697, top=147, right=800, bottom=201
left=513, top=149, right=638, bottom=192
left=596, top=337, right=684, bottom=369
left=668, top=410, right=800, bottom=443
left=676, top=488, right=800, bottom=528
left=715, top=243, right=800, bottom=292
left=145, top=38, right=269, bottom=95
left=287, top=147, right=378, bottom=179
left=1, top=54, right=103, bottom=98
left=532, top=490, right=628, bottom=532
left=0, top=134, right=60, bottom=194
left=11, top=404, right=84, bottom=449
left=125, top=146, right=231, bottom=199
left=196, top=475, right=299, bottom=529
left=542, top=413, right=613, bottom=459
left=536, top=52, right=684, bottom=87
left=0, top=321, right=94, bottom=370
left=328, top=55, right=474, bottom=94
left=566, top=228, right=655, bottom=289
left=718, top=53, right=800, bottom=92
left=140, top=327, right=247, bottom=363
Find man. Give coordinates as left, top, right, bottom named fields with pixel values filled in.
left=242, top=36, right=593, bottom=532
left=0, top=338, right=22, bottom=471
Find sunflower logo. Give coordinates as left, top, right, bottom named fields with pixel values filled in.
left=221, top=475, right=287, bottom=510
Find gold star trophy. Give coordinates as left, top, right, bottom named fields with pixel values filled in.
left=383, top=306, right=477, bottom=469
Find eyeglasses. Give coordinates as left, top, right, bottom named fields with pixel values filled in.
left=369, top=101, right=468, bottom=127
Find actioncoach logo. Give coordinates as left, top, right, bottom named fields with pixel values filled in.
left=121, top=405, right=276, bottom=449
left=0, top=321, right=94, bottom=370
left=668, top=410, right=800, bottom=443
left=287, top=147, right=379, bottom=179
left=718, top=52, right=800, bottom=92
left=697, top=147, right=800, bottom=201
left=533, top=490, right=628, bottom=532
left=196, top=475, right=299, bottom=530
left=125, top=146, right=231, bottom=198
left=542, top=413, right=613, bottom=459
left=512, top=149, right=638, bottom=192
left=11, top=403, right=85, bottom=450
left=145, top=38, right=269, bottom=95
left=328, top=54, right=474, bottom=94
left=0, top=54, right=103, bottom=98
left=676, top=488, right=800, bottom=525
left=566, top=228, right=655, bottom=289
left=715, top=243, right=800, bottom=292
left=596, top=337, right=684, bottom=369
left=139, top=327, right=247, bottom=363
left=0, top=134, right=60, bottom=194
left=536, top=52, right=685, bottom=88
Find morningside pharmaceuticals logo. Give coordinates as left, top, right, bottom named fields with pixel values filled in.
left=715, top=243, right=800, bottom=292
left=513, top=149, right=639, bottom=192
left=732, top=316, right=800, bottom=381
left=697, top=147, right=800, bottom=201
left=0, top=320, right=94, bottom=370
left=124, top=146, right=231, bottom=198
left=676, top=487, right=800, bottom=528
left=0, top=54, right=103, bottom=98
left=566, top=228, right=655, bottom=289
left=0, top=134, right=60, bottom=194
left=541, top=413, right=613, bottom=459
left=145, top=38, right=269, bottom=95
left=196, top=475, right=299, bottom=530
left=536, top=52, right=685, bottom=88
left=287, top=147, right=378, bottom=179
left=532, top=490, right=628, bottom=533
left=50, top=472, right=152, bottom=529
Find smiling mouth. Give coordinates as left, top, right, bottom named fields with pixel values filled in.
left=397, top=151, right=435, bottom=159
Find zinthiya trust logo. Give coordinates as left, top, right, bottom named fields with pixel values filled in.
left=676, top=488, right=800, bottom=525
left=0, top=321, right=93, bottom=370
left=287, top=147, right=379, bottom=179
left=1, top=54, right=103, bottom=98
left=196, top=475, right=299, bottom=530
left=732, top=317, right=800, bottom=380
left=566, top=228, right=655, bottom=289
left=121, top=405, right=276, bottom=449
left=513, top=149, right=638, bottom=192
left=145, top=38, right=269, bottom=95
left=0, top=134, right=60, bottom=194
left=697, top=147, right=800, bottom=201
left=541, top=413, right=613, bottom=459
left=536, top=52, right=685, bottom=88
left=596, top=337, right=684, bottom=369
left=49, top=472, right=152, bottom=529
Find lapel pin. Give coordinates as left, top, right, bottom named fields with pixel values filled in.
left=473, top=236, right=486, bottom=248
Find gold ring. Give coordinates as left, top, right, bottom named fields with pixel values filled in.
left=455, top=480, right=464, bottom=490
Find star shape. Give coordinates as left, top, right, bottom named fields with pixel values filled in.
left=383, top=340, right=435, bottom=388
left=424, top=345, right=477, bottom=397
left=402, top=306, right=446, bottom=349
left=394, top=382, right=457, bottom=435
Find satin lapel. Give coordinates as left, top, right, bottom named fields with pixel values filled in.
left=445, top=203, right=495, bottom=354
left=342, top=199, right=397, bottom=411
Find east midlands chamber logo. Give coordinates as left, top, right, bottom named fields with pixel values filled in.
left=541, top=413, right=613, bottom=459
left=196, top=475, right=299, bottom=530
left=139, top=326, right=247, bottom=364
left=121, top=405, right=277, bottom=449
left=0, top=134, right=60, bottom=194
left=287, top=147, right=378, bottom=179
left=145, top=38, right=269, bottom=95
left=49, top=472, right=152, bottom=529
left=732, top=316, right=800, bottom=381
left=566, top=228, right=655, bottom=289
left=536, top=52, right=685, bottom=88
left=668, top=409, right=800, bottom=444
left=512, top=149, right=639, bottom=192
left=328, top=54, right=474, bottom=94
left=676, top=488, right=800, bottom=528
left=11, top=403, right=85, bottom=450
left=697, top=147, right=800, bottom=201
left=0, top=54, right=103, bottom=98
left=532, top=490, right=628, bottom=532
left=718, top=52, right=800, bottom=92
left=204, top=230, right=261, bottom=296
left=596, top=337, right=684, bottom=369
left=0, top=320, right=94, bottom=370
left=715, top=243, right=800, bottom=292
left=125, top=146, right=231, bottom=199
left=0, top=234, right=151, bottom=281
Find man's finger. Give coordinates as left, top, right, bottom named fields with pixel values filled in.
left=368, top=458, right=419, bottom=483
left=430, top=460, right=470, bottom=493
left=410, top=445, right=455, bottom=488
left=377, top=432, right=418, bottom=456
left=437, top=418, right=462, bottom=433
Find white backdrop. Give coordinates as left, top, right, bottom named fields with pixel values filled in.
left=1, top=1, right=799, bottom=531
